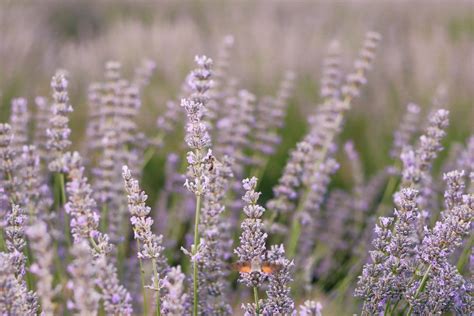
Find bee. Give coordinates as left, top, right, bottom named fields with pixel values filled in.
left=234, top=257, right=279, bottom=275
left=207, top=155, right=217, bottom=172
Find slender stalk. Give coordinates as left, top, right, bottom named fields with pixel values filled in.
left=457, top=234, right=474, bottom=273
left=287, top=95, right=352, bottom=258
left=137, top=239, right=149, bottom=316
left=374, top=165, right=400, bottom=217
left=0, top=231, right=5, bottom=252
left=192, top=194, right=202, bottom=316
left=142, top=147, right=156, bottom=169
left=287, top=189, right=310, bottom=258
left=390, top=299, right=400, bottom=315
left=287, top=216, right=301, bottom=258
left=100, top=204, right=108, bottom=234
left=383, top=298, right=392, bottom=316
left=253, top=286, right=260, bottom=315
left=406, top=265, right=432, bottom=315
left=151, top=260, right=161, bottom=316
left=57, top=173, right=72, bottom=247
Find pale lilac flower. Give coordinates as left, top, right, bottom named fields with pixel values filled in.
left=9, top=97, right=29, bottom=153
left=0, top=253, right=38, bottom=315
left=341, top=31, right=382, bottom=98
left=261, top=244, right=295, bottom=315
left=33, top=96, right=50, bottom=164
left=401, top=109, right=450, bottom=236
left=156, top=100, right=181, bottom=136
left=207, top=35, right=235, bottom=127
left=122, top=165, right=167, bottom=311
left=390, top=103, right=421, bottom=160
left=161, top=266, right=189, bottom=316
left=215, top=89, right=256, bottom=178
left=47, top=72, right=73, bottom=173
left=181, top=59, right=215, bottom=204
left=20, top=145, right=43, bottom=219
left=235, top=177, right=268, bottom=288
left=5, top=204, right=28, bottom=278
left=266, top=141, right=312, bottom=215
left=320, top=40, right=342, bottom=101
left=133, top=58, right=157, bottom=90
left=251, top=72, right=295, bottom=160
left=0, top=123, right=20, bottom=203
left=84, top=82, right=104, bottom=154
left=64, top=152, right=100, bottom=242
left=299, top=300, right=322, bottom=316
left=26, top=221, right=58, bottom=315
left=297, top=158, right=339, bottom=262
left=198, top=157, right=233, bottom=314
left=94, top=250, right=133, bottom=316
left=67, top=240, right=100, bottom=315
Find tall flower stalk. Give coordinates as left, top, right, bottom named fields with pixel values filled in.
left=122, top=165, right=166, bottom=316
left=181, top=55, right=213, bottom=316
left=47, top=71, right=74, bottom=247
left=235, top=177, right=268, bottom=315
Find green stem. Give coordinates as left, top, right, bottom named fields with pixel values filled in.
left=457, top=234, right=474, bottom=273
left=383, top=298, right=391, bottom=316
left=192, top=194, right=202, bottom=316
left=100, top=204, right=108, bottom=234
left=137, top=240, right=149, bottom=316
left=390, top=299, right=400, bottom=315
left=374, top=173, right=400, bottom=217
left=287, top=217, right=301, bottom=258
left=287, top=189, right=309, bottom=258
left=57, top=173, right=72, bottom=247
left=0, top=231, right=5, bottom=252
left=407, top=265, right=431, bottom=315
left=253, top=287, right=260, bottom=315
left=152, top=260, right=161, bottom=316
left=142, top=147, right=156, bottom=169
left=286, top=100, right=351, bottom=258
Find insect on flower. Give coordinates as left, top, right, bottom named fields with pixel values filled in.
left=233, top=257, right=280, bottom=275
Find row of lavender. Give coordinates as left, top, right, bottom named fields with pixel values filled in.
left=0, top=30, right=472, bottom=315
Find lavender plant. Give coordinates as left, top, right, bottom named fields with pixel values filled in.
left=0, top=24, right=472, bottom=316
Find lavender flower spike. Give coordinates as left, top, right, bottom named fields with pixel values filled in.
left=26, top=221, right=58, bottom=315
left=390, top=103, right=421, bottom=160
left=47, top=72, right=73, bottom=173
left=235, top=177, right=268, bottom=315
left=122, top=165, right=166, bottom=313
left=0, top=253, right=38, bottom=315
left=64, top=152, right=100, bottom=243
left=0, top=123, right=21, bottom=203
left=262, top=244, right=295, bottom=315
left=63, top=152, right=132, bottom=315
left=161, top=266, right=189, bottom=316
left=299, top=300, right=323, bottom=316
left=235, top=177, right=268, bottom=287
left=9, top=97, right=29, bottom=153
left=182, top=55, right=214, bottom=316
left=67, top=240, right=100, bottom=315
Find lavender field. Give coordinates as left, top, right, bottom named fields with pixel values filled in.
left=0, top=1, right=473, bottom=315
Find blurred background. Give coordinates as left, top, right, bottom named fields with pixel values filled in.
left=1, top=1, right=473, bottom=313
left=1, top=0, right=473, bottom=215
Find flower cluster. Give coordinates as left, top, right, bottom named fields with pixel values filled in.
left=67, top=240, right=101, bottom=315
left=64, top=152, right=100, bottom=242
left=26, top=221, right=57, bottom=315
left=341, top=31, right=382, bottom=98
left=122, top=165, right=166, bottom=307
left=390, top=102, right=421, bottom=160
left=9, top=97, right=29, bottom=153
left=47, top=72, right=73, bottom=173
left=235, top=177, right=268, bottom=288
left=261, top=244, right=295, bottom=315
